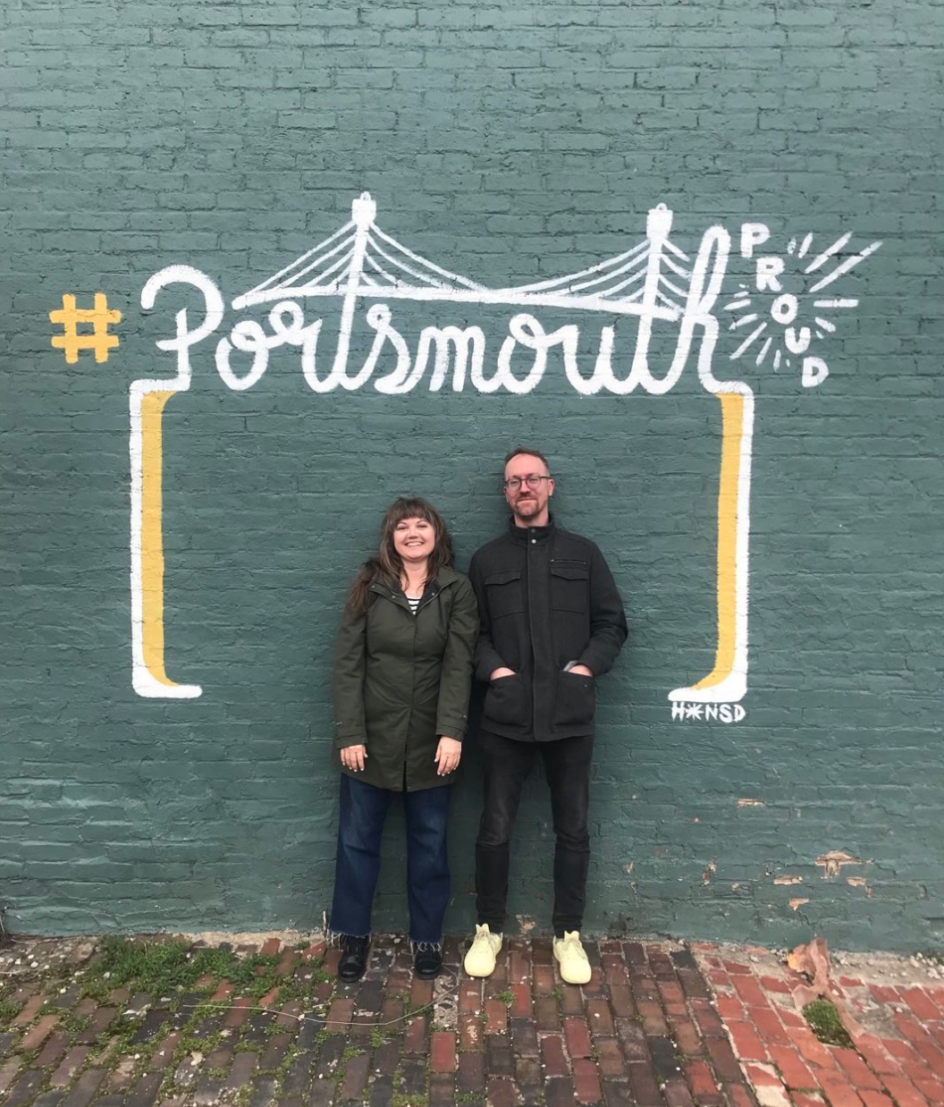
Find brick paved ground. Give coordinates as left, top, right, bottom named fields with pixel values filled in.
left=1, top=933, right=756, bottom=1107
left=694, top=943, right=944, bottom=1107
left=1, top=935, right=942, bottom=1107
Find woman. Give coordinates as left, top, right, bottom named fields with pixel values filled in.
left=329, top=497, right=478, bottom=982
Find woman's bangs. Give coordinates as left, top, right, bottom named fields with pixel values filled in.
left=388, top=499, right=438, bottom=530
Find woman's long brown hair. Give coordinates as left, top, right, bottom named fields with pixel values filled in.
left=346, top=497, right=455, bottom=616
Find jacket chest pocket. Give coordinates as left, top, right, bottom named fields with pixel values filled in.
left=485, top=570, right=524, bottom=618
left=551, top=560, right=589, bottom=613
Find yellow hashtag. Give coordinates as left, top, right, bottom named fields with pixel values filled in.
left=49, top=293, right=121, bottom=364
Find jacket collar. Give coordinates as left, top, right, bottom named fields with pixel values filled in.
left=507, top=513, right=556, bottom=545
left=369, top=565, right=460, bottom=609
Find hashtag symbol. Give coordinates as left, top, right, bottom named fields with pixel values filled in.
left=49, top=293, right=121, bottom=364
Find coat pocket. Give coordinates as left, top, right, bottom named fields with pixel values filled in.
left=550, top=560, right=589, bottom=613
left=485, top=570, right=524, bottom=618
left=484, top=673, right=527, bottom=727
left=554, top=669, right=595, bottom=731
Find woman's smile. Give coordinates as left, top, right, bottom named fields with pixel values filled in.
left=394, top=517, right=435, bottom=560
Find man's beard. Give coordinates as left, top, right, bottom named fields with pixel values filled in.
left=514, top=497, right=540, bottom=517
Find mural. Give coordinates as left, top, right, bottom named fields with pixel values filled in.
left=50, top=294, right=121, bottom=364
left=131, top=194, right=880, bottom=714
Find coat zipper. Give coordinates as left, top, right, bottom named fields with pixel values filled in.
left=527, top=530, right=539, bottom=734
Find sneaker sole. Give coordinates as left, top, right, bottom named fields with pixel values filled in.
left=463, top=958, right=496, bottom=978
left=553, top=950, right=591, bottom=986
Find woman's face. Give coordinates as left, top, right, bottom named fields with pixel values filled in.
left=392, top=515, right=436, bottom=564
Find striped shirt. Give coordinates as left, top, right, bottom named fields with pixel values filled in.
left=406, top=594, right=422, bottom=615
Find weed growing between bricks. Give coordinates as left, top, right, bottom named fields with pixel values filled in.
left=76, top=938, right=285, bottom=1005
left=0, top=935, right=342, bottom=1106
left=801, top=998, right=854, bottom=1048
left=0, top=933, right=764, bottom=1106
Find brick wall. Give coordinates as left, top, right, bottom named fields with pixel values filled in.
left=2, top=0, right=942, bottom=951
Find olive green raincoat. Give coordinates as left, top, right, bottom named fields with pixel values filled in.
left=332, top=567, right=478, bottom=792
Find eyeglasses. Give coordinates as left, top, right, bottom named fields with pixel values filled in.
left=503, top=474, right=551, bottom=492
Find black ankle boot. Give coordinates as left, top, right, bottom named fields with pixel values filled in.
left=413, top=944, right=443, bottom=979
left=337, top=935, right=370, bottom=982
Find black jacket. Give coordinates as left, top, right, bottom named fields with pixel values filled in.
left=468, top=518, right=627, bottom=741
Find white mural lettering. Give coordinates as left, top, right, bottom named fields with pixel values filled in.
left=725, top=228, right=882, bottom=378
left=671, top=702, right=747, bottom=724
left=739, top=223, right=771, bottom=259
left=802, top=357, right=830, bottom=388
left=134, top=193, right=880, bottom=712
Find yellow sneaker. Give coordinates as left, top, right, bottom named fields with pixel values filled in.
left=553, top=930, right=591, bottom=985
left=463, top=923, right=503, bottom=978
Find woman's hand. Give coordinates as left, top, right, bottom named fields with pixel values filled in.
left=435, top=736, right=462, bottom=776
left=341, top=744, right=368, bottom=772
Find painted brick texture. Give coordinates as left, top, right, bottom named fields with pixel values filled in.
left=1, top=0, right=942, bottom=949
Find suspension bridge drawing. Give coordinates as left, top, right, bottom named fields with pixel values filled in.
left=132, top=192, right=880, bottom=710
left=232, top=192, right=691, bottom=319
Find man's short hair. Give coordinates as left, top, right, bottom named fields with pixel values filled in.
left=505, top=445, right=550, bottom=471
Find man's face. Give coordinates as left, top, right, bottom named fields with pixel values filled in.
left=504, top=454, right=554, bottom=526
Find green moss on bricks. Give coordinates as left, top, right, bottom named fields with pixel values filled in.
left=78, top=937, right=326, bottom=1010
left=802, top=999, right=854, bottom=1049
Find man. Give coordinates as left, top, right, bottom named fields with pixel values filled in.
left=463, top=447, right=627, bottom=984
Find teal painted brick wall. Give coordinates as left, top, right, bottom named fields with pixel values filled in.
left=2, top=0, right=943, bottom=951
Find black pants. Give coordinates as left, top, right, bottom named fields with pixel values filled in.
left=474, top=730, right=593, bottom=935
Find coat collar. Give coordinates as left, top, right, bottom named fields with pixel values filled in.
left=369, top=565, right=461, bottom=610
left=507, top=513, right=557, bottom=545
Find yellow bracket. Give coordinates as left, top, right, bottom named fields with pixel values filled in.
left=131, top=387, right=202, bottom=698
left=670, top=389, right=752, bottom=704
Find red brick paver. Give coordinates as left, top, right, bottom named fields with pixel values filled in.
left=696, top=943, right=944, bottom=1107
left=2, top=934, right=942, bottom=1107
left=0, top=934, right=761, bottom=1107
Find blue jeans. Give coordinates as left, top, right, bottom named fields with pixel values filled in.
left=329, top=774, right=452, bottom=944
